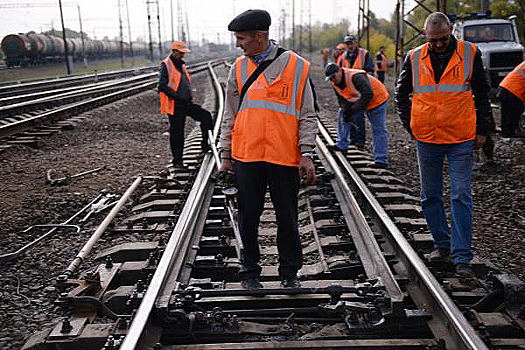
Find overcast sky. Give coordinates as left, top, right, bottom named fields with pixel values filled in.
left=0, top=0, right=402, bottom=44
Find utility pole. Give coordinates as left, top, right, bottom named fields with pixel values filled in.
left=366, top=0, right=370, bottom=51
left=185, top=6, right=191, bottom=49
left=177, top=0, right=185, bottom=41
left=231, top=0, right=236, bottom=50
left=170, top=0, right=174, bottom=42
left=292, top=0, right=295, bottom=51
left=298, top=0, right=303, bottom=53
left=125, top=0, right=134, bottom=64
left=77, top=5, right=86, bottom=67
left=156, top=0, right=162, bottom=58
left=146, top=0, right=154, bottom=60
left=118, top=0, right=125, bottom=68
left=480, top=0, right=488, bottom=11
left=308, top=0, right=311, bottom=54
left=58, top=0, right=72, bottom=74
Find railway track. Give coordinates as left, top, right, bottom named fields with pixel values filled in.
left=0, top=61, right=214, bottom=149
left=20, top=62, right=525, bottom=350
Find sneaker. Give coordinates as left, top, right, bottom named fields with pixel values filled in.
left=355, top=144, right=365, bottom=151
left=370, top=162, right=388, bottom=169
left=327, top=144, right=345, bottom=152
left=428, top=248, right=450, bottom=262
left=241, top=278, right=263, bottom=291
left=280, top=276, right=301, bottom=288
left=455, top=263, right=475, bottom=278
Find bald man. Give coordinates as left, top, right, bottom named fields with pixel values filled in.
left=395, top=12, right=492, bottom=278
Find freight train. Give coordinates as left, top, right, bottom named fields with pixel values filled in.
left=1, top=32, right=148, bottom=67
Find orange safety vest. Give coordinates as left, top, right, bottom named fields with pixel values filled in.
left=375, top=52, right=387, bottom=72
left=159, top=56, right=192, bottom=115
left=410, top=40, right=477, bottom=143
left=499, top=61, right=525, bottom=103
left=337, top=48, right=368, bottom=69
left=331, top=68, right=389, bottom=110
left=233, top=52, right=310, bottom=167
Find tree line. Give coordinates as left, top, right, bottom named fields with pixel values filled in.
left=284, top=0, right=524, bottom=59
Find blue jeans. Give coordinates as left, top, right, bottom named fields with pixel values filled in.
left=337, top=102, right=389, bottom=164
left=337, top=108, right=365, bottom=149
left=416, top=140, right=475, bottom=264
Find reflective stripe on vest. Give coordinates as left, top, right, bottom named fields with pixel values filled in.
left=499, top=61, right=525, bottom=102
left=159, top=57, right=192, bottom=115
left=410, top=40, right=477, bottom=143
left=339, top=48, right=367, bottom=69
left=412, top=42, right=472, bottom=94
left=232, top=51, right=310, bottom=167
left=236, top=53, right=306, bottom=118
left=331, top=68, right=389, bottom=110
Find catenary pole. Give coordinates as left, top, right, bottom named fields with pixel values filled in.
left=58, top=0, right=72, bottom=74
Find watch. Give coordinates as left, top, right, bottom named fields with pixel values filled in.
left=301, top=152, right=314, bottom=159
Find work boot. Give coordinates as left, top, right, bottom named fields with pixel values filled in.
left=280, top=276, right=301, bottom=288
left=455, top=263, right=475, bottom=278
left=327, top=144, right=345, bottom=153
left=428, top=248, right=450, bottom=262
left=241, top=278, right=263, bottom=291
left=201, top=141, right=211, bottom=153
left=172, top=162, right=188, bottom=169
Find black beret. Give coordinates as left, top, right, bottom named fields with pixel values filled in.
left=228, top=9, right=271, bottom=32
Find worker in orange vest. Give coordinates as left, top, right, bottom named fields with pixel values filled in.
left=325, top=63, right=390, bottom=167
left=395, top=13, right=492, bottom=278
left=337, top=35, right=374, bottom=73
left=375, top=46, right=388, bottom=84
left=219, top=9, right=317, bottom=291
left=321, top=47, right=330, bottom=67
left=333, top=43, right=347, bottom=63
left=336, top=35, right=375, bottom=150
left=497, top=60, right=525, bottom=137
left=158, top=41, right=213, bottom=168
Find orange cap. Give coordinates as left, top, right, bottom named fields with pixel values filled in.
left=171, top=41, right=190, bottom=53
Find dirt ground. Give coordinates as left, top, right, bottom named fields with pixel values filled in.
left=0, top=56, right=524, bottom=349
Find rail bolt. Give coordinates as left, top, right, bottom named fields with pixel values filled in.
left=60, top=317, right=73, bottom=333
left=105, top=256, right=114, bottom=268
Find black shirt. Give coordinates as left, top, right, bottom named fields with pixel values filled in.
left=158, top=56, right=192, bottom=104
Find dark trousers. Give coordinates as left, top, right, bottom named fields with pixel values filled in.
left=234, top=161, right=302, bottom=280
left=168, top=102, right=213, bottom=164
left=497, top=87, right=524, bottom=137
left=377, top=71, right=385, bottom=84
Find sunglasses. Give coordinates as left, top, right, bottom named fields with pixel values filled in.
left=427, top=35, right=450, bottom=43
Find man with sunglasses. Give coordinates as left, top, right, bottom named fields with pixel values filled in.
left=395, top=12, right=492, bottom=278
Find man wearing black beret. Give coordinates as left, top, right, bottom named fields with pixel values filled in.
left=219, top=9, right=318, bottom=291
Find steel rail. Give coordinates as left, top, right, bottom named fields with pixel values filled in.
left=315, top=134, right=405, bottom=317
left=0, top=62, right=213, bottom=140
left=317, top=121, right=489, bottom=350
left=0, top=74, right=156, bottom=116
left=119, top=60, right=225, bottom=350
left=0, top=66, right=157, bottom=98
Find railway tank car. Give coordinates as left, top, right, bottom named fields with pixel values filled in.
left=1, top=32, right=147, bottom=67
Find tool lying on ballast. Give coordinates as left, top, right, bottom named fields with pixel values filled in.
left=46, top=166, right=106, bottom=186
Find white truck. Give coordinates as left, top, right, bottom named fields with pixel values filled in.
left=451, top=12, right=524, bottom=87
